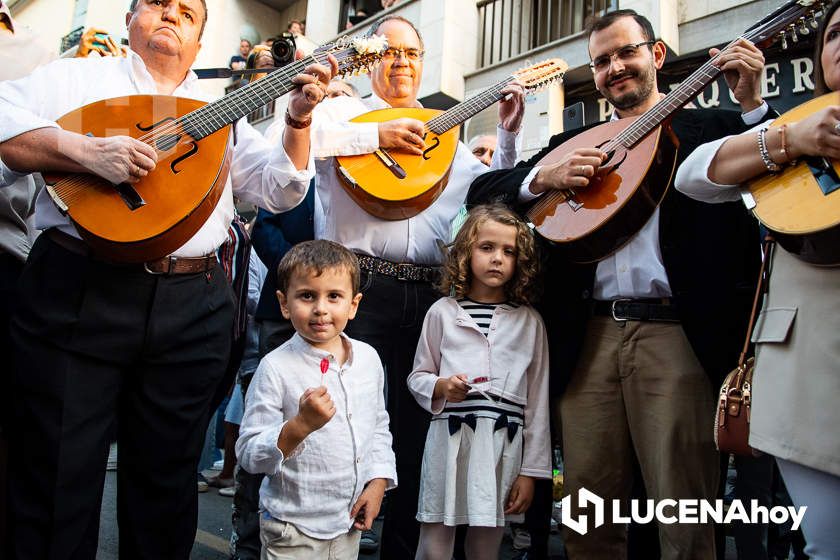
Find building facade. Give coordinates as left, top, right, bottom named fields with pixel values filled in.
left=6, top=0, right=819, bottom=156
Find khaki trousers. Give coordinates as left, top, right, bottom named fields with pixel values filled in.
left=260, top=516, right=361, bottom=560
left=560, top=316, right=719, bottom=560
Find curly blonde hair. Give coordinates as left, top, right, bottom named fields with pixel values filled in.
left=439, top=204, right=539, bottom=304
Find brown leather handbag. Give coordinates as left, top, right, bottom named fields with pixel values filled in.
left=714, top=238, right=774, bottom=457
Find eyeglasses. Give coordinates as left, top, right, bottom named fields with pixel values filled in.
left=589, top=41, right=655, bottom=73
left=382, top=46, right=424, bottom=61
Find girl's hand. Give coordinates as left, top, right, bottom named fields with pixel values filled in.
left=434, top=374, right=470, bottom=403
left=505, top=475, right=535, bottom=515
left=786, top=106, right=840, bottom=161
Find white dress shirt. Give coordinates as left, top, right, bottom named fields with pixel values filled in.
left=265, top=94, right=520, bottom=265
left=0, top=50, right=313, bottom=257
left=519, top=103, right=768, bottom=299
left=236, top=332, right=397, bottom=539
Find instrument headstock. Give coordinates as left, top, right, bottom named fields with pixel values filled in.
left=512, top=58, right=569, bottom=92
left=315, top=33, right=389, bottom=78
left=744, top=0, right=825, bottom=49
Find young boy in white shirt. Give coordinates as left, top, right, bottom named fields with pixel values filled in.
left=236, top=240, right=397, bottom=559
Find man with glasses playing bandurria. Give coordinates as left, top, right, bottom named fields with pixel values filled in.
left=270, top=14, right=525, bottom=557
left=468, top=9, right=772, bottom=559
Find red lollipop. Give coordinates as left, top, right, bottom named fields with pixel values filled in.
left=320, top=358, right=329, bottom=384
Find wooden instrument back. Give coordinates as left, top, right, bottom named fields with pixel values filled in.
left=746, top=92, right=840, bottom=264
left=335, top=108, right=460, bottom=220
left=44, top=95, right=230, bottom=263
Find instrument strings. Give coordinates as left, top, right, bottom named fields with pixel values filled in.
left=53, top=48, right=352, bottom=201
left=528, top=40, right=736, bottom=220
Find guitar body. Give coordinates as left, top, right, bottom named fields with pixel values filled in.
left=43, top=94, right=231, bottom=262
left=747, top=92, right=840, bottom=265
left=529, top=117, right=678, bottom=263
left=334, top=108, right=460, bottom=220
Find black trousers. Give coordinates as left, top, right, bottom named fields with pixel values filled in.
left=1, top=252, right=25, bottom=560
left=6, top=235, right=233, bottom=560
left=344, top=271, right=439, bottom=558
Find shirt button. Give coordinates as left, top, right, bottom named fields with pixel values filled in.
left=356, top=457, right=361, bottom=463
left=348, top=412, right=353, bottom=419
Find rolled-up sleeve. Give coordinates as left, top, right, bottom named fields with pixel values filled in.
left=489, top=125, right=520, bottom=170
left=0, top=67, right=59, bottom=144
left=228, top=119, right=312, bottom=214
left=235, top=360, right=305, bottom=476
left=673, top=127, right=763, bottom=204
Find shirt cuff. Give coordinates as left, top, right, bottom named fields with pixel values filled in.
left=254, top=421, right=307, bottom=475
left=365, top=472, right=398, bottom=492
left=741, top=101, right=769, bottom=125
left=496, top=123, right=519, bottom=147
left=518, top=166, right=541, bottom=202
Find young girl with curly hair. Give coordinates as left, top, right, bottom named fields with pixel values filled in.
left=407, top=204, right=551, bottom=560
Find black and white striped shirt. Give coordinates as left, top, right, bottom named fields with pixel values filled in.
left=457, top=298, right=518, bottom=336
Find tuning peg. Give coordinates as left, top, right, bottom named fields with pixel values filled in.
left=810, top=13, right=820, bottom=28
left=788, top=24, right=799, bottom=42
left=798, top=17, right=810, bottom=35
left=779, top=29, right=789, bottom=49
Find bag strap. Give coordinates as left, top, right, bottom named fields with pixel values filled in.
left=738, top=235, right=775, bottom=367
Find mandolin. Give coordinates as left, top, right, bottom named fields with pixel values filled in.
left=335, top=59, right=568, bottom=220
left=744, top=91, right=840, bottom=265
left=43, top=34, right=388, bottom=263
left=526, top=0, right=822, bottom=263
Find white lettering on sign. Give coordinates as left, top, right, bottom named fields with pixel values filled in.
left=696, top=80, right=720, bottom=108
left=791, top=57, right=815, bottom=93
left=597, top=97, right=614, bottom=122
left=762, top=63, right=781, bottom=98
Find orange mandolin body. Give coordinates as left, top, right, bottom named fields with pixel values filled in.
left=43, top=95, right=232, bottom=263
left=334, top=108, right=460, bottom=220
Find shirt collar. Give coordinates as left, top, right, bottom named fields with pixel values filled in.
left=366, top=93, right=423, bottom=110
left=124, top=48, right=199, bottom=94
left=289, top=332, right=356, bottom=370
left=0, top=3, right=15, bottom=34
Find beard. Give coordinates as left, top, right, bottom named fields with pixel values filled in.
left=600, top=62, right=656, bottom=111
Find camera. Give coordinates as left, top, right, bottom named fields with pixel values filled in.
left=270, top=32, right=297, bottom=67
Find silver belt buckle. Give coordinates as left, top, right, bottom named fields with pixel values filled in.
left=611, top=298, right=632, bottom=322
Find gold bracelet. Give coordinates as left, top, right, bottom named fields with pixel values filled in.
left=778, top=124, right=792, bottom=164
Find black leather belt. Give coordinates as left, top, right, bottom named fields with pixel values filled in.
left=593, top=298, right=680, bottom=322
left=46, top=229, right=217, bottom=275
left=355, top=254, right=440, bottom=283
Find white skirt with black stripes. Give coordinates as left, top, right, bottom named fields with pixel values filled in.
left=416, top=394, right=525, bottom=527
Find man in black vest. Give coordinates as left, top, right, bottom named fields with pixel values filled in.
left=469, top=10, right=768, bottom=559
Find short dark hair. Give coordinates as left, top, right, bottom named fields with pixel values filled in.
left=129, top=0, right=208, bottom=39
left=585, top=9, right=655, bottom=43
left=372, top=14, right=424, bottom=49
left=277, top=240, right=361, bottom=295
